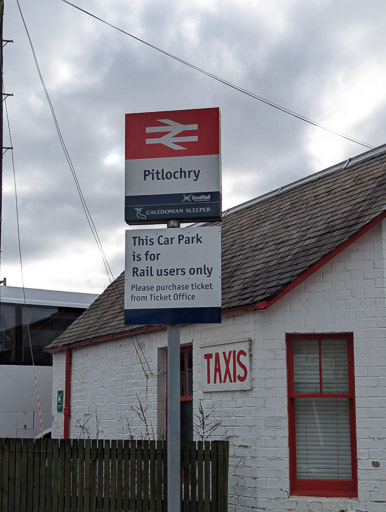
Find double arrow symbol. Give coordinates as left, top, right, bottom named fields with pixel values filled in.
left=146, top=119, right=198, bottom=150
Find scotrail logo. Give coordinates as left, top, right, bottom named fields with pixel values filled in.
left=182, top=193, right=211, bottom=203
left=146, top=119, right=198, bottom=150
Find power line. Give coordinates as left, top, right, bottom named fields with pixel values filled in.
left=62, top=0, right=374, bottom=150
left=14, top=3, right=156, bottom=378
left=3, top=92, right=44, bottom=438
left=16, top=0, right=115, bottom=285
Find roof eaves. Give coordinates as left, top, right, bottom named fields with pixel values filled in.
left=221, top=208, right=386, bottom=316
left=252, top=210, right=386, bottom=311
left=46, top=324, right=167, bottom=353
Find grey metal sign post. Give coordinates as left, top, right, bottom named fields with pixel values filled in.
left=167, top=323, right=181, bottom=511
left=166, top=219, right=181, bottom=512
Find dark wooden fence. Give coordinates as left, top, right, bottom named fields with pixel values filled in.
left=0, top=438, right=228, bottom=512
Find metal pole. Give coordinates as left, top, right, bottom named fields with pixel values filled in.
left=167, top=218, right=181, bottom=511
left=167, top=323, right=181, bottom=511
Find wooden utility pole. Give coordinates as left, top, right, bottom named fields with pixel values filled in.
left=0, top=0, right=12, bottom=284
left=0, top=0, right=4, bottom=257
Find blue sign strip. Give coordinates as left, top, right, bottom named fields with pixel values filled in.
left=124, top=307, right=221, bottom=325
left=125, top=191, right=220, bottom=206
left=125, top=202, right=221, bottom=223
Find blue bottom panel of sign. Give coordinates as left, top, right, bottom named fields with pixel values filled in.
left=124, top=307, right=222, bottom=325
left=125, top=203, right=221, bottom=224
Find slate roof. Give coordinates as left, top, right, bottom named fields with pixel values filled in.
left=47, top=144, right=386, bottom=351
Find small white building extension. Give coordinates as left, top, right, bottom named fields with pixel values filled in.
left=48, top=144, right=386, bottom=512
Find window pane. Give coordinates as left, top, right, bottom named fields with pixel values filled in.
left=1, top=303, right=85, bottom=365
left=180, top=348, right=193, bottom=398
left=321, top=339, right=349, bottom=393
left=0, top=305, right=17, bottom=363
left=22, top=306, right=83, bottom=365
left=293, top=340, right=320, bottom=393
left=186, top=349, right=193, bottom=397
left=180, top=351, right=185, bottom=397
left=295, top=398, right=351, bottom=480
left=181, top=400, right=193, bottom=441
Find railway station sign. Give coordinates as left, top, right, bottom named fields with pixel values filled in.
left=124, top=226, right=221, bottom=324
left=125, top=107, right=221, bottom=224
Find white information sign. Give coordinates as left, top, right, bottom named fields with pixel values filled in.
left=124, top=226, right=221, bottom=325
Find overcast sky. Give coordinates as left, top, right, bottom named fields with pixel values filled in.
left=1, top=0, right=386, bottom=294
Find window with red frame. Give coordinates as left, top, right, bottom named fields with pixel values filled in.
left=180, top=346, right=193, bottom=441
left=287, top=333, right=357, bottom=497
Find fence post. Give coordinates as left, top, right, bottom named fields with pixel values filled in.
left=217, top=441, right=229, bottom=512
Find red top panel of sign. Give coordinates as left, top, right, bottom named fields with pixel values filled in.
left=125, top=107, right=220, bottom=160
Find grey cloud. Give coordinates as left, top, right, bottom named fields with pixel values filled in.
left=2, top=0, right=386, bottom=292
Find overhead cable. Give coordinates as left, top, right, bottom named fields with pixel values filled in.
left=16, top=0, right=115, bottom=285
left=3, top=92, right=44, bottom=438
left=62, top=0, right=374, bottom=150
left=14, top=2, right=154, bottom=378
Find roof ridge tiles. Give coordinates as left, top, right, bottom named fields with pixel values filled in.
left=223, top=143, right=386, bottom=218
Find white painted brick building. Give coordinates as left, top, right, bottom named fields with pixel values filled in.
left=48, top=145, right=386, bottom=511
